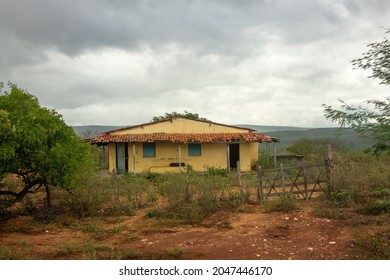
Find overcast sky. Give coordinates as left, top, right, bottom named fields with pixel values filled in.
left=1, top=0, right=389, bottom=127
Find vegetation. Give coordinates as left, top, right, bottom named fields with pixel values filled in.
left=264, top=193, right=300, bottom=213
left=0, top=83, right=96, bottom=208
left=146, top=171, right=244, bottom=224
left=323, top=29, right=390, bottom=155
left=2, top=31, right=390, bottom=259
left=286, top=138, right=346, bottom=162
left=151, top=111, right=210, bottom=122
left=0, top=153, right=389, bottom=259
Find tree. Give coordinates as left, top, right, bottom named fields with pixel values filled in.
left=0, top=83, right=95, bottom=208
left=151, top=110, right=210, bottom=122
left=323, top=30, right=390, bottom=154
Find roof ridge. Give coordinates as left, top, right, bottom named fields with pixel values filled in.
left=100, top=117, right=256, bottom=134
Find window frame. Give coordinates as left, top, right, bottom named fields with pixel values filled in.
left=143, top=142, right=156, bottom=158
left=188, top=143, right=201, bottom=156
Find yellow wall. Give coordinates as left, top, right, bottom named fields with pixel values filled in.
left=250, top=142, right=259, bottom=166
left=125, top=142, right=228, bottom=173
left=108, top=142, right=116, bottom=173
left=112, top=118, right=251, bottom=135
left=109, top=141, right=258, bottom=173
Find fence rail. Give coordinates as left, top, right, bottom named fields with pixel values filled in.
left=256, top=163, right=330, bottom=202
left=251, top=145, right=334, bottom=203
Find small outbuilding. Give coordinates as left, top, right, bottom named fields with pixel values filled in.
left=90, top=117, right=275, bottom=173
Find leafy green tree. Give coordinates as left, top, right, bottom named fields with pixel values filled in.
left=323, top=30, right=390, bottom=154
left=151, top=110, right=210, bottom=122
left=0, top=83, right=95, bottom=208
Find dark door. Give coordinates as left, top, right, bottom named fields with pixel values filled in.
left=116, top=143, right=128, bottom=172
left=229, top=143, right=240, bottom=169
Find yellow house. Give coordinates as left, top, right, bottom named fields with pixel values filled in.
left=90, top=117, right=274, bottom=173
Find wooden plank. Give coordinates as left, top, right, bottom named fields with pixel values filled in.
left=257, top=164, right=264, bottom=204
left=185, top=165, right=190, bottom=201
left=265, top=188, right=324, bottom=197
left=237, top=161, right=244, bottom=202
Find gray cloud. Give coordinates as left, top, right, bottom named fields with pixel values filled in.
left=0, top=0, right=389, bottom=126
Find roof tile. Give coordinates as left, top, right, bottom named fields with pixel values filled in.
left=89, top=132, right=273, bottom=143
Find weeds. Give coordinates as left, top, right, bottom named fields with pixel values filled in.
left=149, top=172, right=245, bottom=224
left=2, top=152, right=389, bottom=260
left=0, top=246, right=21, bottom=260
left=204, top=165, right=228, bottom=177
left=313, top=200, right=348, bottom=220
left=361, top=199, right=390, bottom=215
left=264, top=194, right=300, bottom=213
left=353, top=232, right=390, bottom=260
left=167, top=247, right=184, bottom=259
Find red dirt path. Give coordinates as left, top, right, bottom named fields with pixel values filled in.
left=0, top=201, right=387, bottom=260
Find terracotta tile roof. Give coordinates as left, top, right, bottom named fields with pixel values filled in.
left=89, top=132, right=273, bottom=144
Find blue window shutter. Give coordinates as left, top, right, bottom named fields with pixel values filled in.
left=143, top=143, right=156, bottom=158
left=188, top=143, right=201, bottom=156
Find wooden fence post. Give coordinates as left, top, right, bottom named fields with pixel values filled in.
left=256, top=163, right=264, bottom=204
left=303, top=165, right=309, bottom=201
left=185, top=165, right=191, bottom=202
left=325, top=144, right=334, bottom=192
left=112, top=168, right=120, bottom=205
left=237, top=161, right=245, bottom=203
left=280, top=164, right=285, bottom=194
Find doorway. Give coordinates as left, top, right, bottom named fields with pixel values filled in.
left=229, top=143, right=240, bottom=169
left=116, top=143, right=128, bottom=172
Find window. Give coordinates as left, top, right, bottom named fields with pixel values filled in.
left=188, top=143, right=201, bottom=156
left=143, top=143, right=156, bottom=158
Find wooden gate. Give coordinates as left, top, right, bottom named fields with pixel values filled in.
left=256, top=161, right=333, bottom=203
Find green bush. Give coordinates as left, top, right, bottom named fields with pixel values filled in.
left=362, top=199, right=390, bottom=215
left=328, top=189, right=353, bottom=208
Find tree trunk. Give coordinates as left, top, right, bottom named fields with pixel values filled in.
left=45, top=184, right=52, bottom=208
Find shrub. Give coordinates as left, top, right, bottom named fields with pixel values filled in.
left=264, top=194, right=300, bottom=212
left=151, top=172, right=244, bottom=224
left=204, top=165, right=228, bottom=177
left=0, top=246, right=20, bottom=260
left=327, top=189, right=353, bottom=208
left=313, top=199, right=348, bottom=220
left=353, top=232, right=390, bottom=260
left=362, top=199, right=390, bottom=215
left=287, top=138, right=346, bottom=163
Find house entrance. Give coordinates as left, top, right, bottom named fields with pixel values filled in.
left=116, top=143, right=128, bottom=172
left=229, top=143, right=240, bottom=169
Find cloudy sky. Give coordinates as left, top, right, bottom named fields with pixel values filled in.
left=0, top=0, right=389, bottom=127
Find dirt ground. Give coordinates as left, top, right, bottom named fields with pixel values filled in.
left=0, top=200, right=388, bottom=260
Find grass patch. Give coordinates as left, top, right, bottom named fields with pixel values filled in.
left=353, top=232, right=390, bottom=260
left=0, top=241, right=37, bottom=260
left=0, top=246, right=21, bottom=260
left=327, top=189, right=353, bottom=208
left=264, top=194, right=300, bottom=213
left=54, top=242, right=115, bottom=259
left=361, top=199, right=390, bottom=215
left=167, top=247, right=184, bottom=259
left=313, top=200, right=349, bottom=220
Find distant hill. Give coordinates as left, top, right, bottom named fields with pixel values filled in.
left=240, top=126, right=373, bottom=151
left=74, top=124, right=374, bottom=151
left=236, top=124, right=310, bottom=133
